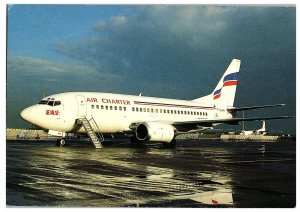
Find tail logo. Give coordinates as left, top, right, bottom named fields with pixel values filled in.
left=213, top=72, right=238, bottom=100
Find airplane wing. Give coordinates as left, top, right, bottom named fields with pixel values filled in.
left=172, top=116, right=293, bottom=129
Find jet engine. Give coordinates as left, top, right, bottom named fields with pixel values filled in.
left=135, top=122, right=175, bottom=143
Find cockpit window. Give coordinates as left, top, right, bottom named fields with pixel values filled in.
left=54, top=101, right=61, bottom=106
left=39, top=100, right=48, bottom=105
left=38, top=99, right=61, bottom=106
left=47, top=101, right=55, bottom=106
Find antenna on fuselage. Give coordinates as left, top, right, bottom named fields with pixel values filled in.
left=139, top=92, right=143, bottom=96
left=42, top=89, right=47, bottom=98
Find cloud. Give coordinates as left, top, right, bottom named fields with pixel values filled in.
left=54, top=6, right=295, bottom=83
left=8, top=56, right=69, bottom=76
left=7, top=54, right=180, bottom=99
left=56, top=6, right=235, bottom=73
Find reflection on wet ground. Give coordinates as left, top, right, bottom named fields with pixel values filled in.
left=6, top=139, right=296, bottom=207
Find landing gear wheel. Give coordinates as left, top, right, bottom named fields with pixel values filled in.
left=130, top=136, right=139, bottom=144
left=56, top=139, right=66, bottom=147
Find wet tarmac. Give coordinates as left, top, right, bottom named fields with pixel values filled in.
left=6, top=139, right=296, bottom=207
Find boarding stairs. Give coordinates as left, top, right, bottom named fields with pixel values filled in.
left=78, top=117, right=104, bottom=149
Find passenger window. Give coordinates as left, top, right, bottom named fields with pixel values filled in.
left=101, top=105, right=104, bottom=109
left=160, top=109, right=162, bottom=113
left=110, top=106, right=113, bottom=110
left=164, top=109, right=166, bottom=113
left=151, top=108, right=154, bottom=113
left=184, top=111, right=187, bottom=115
left=167, top=110, right=170, bottom=114
left=119, top=106, right=122, bottom=111
left=132, top=107, right=135, bottom=112
left=136, top=107, right=138, bottom=112
left=123, top=107, right=126, bottom=111
left=143, top=108, right=146, bottom=112
left=105, top=106, right=108, bottom=110
left=155, top=109, right=158, bottom=113
left=140, top=108, right=142, bottom=112
left=174, top=110, right=176, bottom=114
left=147, top=108, right=150, bottom=112
left=114, top=106, right=117, bottom=110
left=197, top=112, right=199, bottom=115
left=91, top=105, right=94, bottom=109
left=96, top=105, right=99, bottom=109
left=171, top=110, right=173, bottom=114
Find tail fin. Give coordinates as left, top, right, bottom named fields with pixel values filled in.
left=193, top=59, right=241, bottom=108
left=257, top=121, right=266, bottom=132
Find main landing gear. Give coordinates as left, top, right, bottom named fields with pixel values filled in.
left=56, top=138, right=66, bottom=147
left=129, top=136, right=145, bottom=146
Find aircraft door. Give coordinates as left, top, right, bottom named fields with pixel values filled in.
left=215, top=110, right=219, bottom=119
left=76, top=95, right=87, bottom=117
left=150, top=106, right=157, bottom=119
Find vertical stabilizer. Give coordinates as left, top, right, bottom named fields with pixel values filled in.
left=257, top=121, right=266, bottom=132
left=193, top=59, right=240, bottom=109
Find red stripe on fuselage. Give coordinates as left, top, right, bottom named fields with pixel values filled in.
left=134, top=101, right=215, bottom=110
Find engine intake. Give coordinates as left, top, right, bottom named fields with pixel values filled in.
left=135, top=122, right=175, bottom=143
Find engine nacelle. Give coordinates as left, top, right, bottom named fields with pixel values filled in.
left=135, top=122, right=175, bottom=143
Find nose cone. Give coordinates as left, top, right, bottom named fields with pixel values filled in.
left=20, top=107, right=33, bottom=123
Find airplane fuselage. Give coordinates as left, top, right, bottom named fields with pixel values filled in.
left=21, top=92, right=234, bottom=135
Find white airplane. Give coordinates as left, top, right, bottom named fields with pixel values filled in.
left=240, top=121, right=267, bottom=135
left=20, top=59, right=291, bottom=148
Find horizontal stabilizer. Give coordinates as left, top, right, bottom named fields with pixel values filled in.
left=228, top=104, right=286, bottom=112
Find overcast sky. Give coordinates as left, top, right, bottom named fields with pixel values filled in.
left=7, top=5, right=296, bottom=133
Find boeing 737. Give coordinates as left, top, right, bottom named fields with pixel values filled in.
left=20, top=59, right=291, bottom=148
